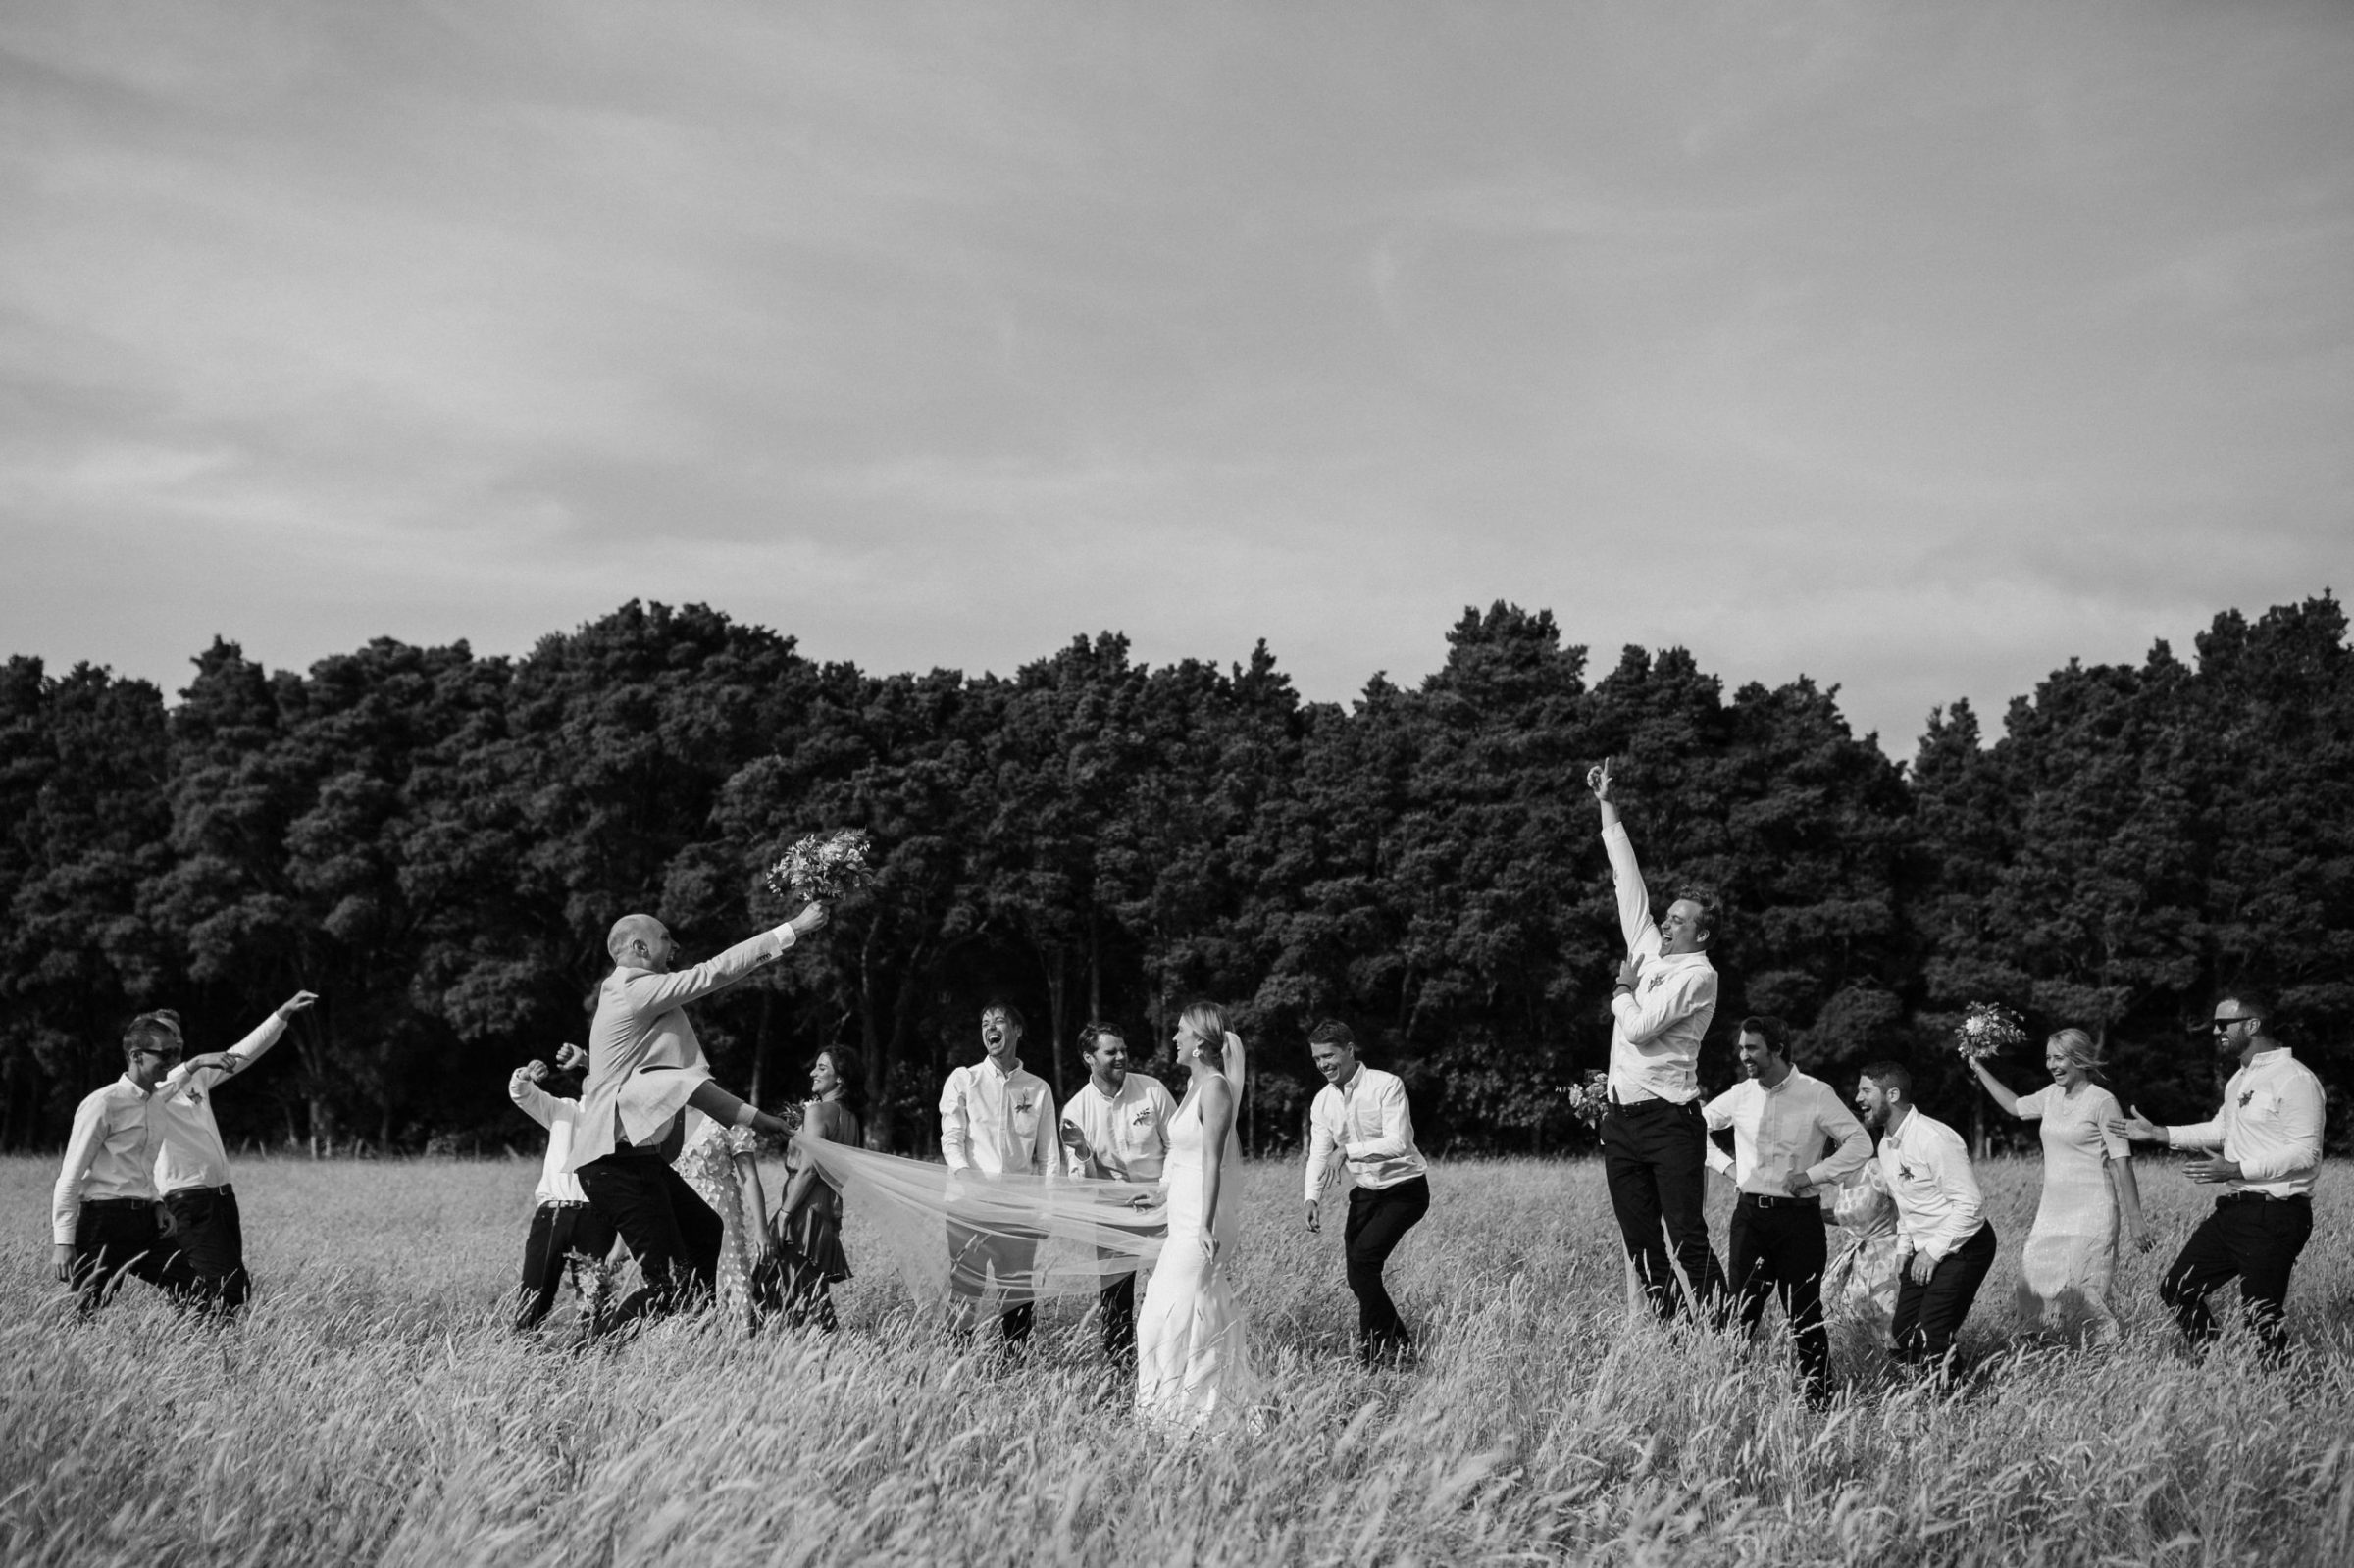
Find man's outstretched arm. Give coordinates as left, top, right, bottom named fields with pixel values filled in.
left=1589, top=758, right=1660, bottom=958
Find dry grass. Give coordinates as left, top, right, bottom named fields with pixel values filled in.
left=4, top=1154, right=2352, bottom=1566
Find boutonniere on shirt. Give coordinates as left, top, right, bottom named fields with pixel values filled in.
left=1015, top=1093, right=1036, bottom=1113
left=1130, top=1109, right=1154, bottom=1127
left=1645, top=973, right=1666, bottom=992
left=2237, top=1089, right=2255, bottom=1109
left=1899, top=1162, right=1924, bottom=1183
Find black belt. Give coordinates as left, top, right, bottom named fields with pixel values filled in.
left=542, top=1198, right=591, bottom=1210
left=2217, top=1190, right=2309, bottom=1207
left=81, top=1195, right=158, bottom=1210
left=165, top=1183, right=233, bottom=1197
left=1607, top=1094, right=1696, bottom=1114
left=1738, top=1191, right=1815, bottom=1210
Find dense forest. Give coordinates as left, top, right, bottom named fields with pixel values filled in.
left=3, top=594, right=2348, bottom=1160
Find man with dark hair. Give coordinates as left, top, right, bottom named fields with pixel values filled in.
left=941, top=1000, right=1054, bottom=1348
left=1586, top=757, right=1726, bottom=1322
left=1856, top=1061, right=1996, bottom=1384
left=1055, top=1021, right=1174, bottom=1369
left=52, top=1015, right=187, bottom=1313
left=507, top=1042, right=620, bottom=1332
left=140, top=990, right=319, bottom=1315
left=2117, top=989, right=2324, bottom=1363
left=1304, top=1020, right=1431, bottom=1365
left=568, top=907, right=825, bottom=1334
left=1703, top=1016, right=1870, bottom=1404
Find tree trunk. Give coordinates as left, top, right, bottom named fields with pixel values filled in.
left=1043, top=946, right=1068, bottom=1105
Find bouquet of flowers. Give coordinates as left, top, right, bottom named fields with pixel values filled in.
left=1952, top=1001, right=2027, bottom=1063
left=1564, top=1070, right=1611, bottom=1130
left=765, top=829, right=876, bottom=905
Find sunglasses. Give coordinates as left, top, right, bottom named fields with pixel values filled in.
left=131, top=1044, right=183, bottom=1059
left=2211, top=1017, right=2254, bottom=1033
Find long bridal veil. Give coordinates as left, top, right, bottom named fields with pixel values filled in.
left=795, top=1130, right=1168, bottom=1311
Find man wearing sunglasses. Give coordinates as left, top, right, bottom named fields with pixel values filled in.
left=51, top=1016, right=188, bottom=1312
left=2115, top=990, right=2325, bottom=1363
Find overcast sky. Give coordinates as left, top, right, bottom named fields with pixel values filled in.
left=4, top=2, right=2349, bottom=754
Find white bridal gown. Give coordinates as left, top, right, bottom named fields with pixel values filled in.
left=1135, top=1037, right=1260, bottom=1427
left=2014, top=1082, right=2129, bottom=1341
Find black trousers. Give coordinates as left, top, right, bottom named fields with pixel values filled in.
left=1601, top=1098, right=1725, bottom=1321
left=2160, top=1194, right=2312, bottom=1363
left=1346, top=1176, right=1430, bottom=1363
left=946, top=1222, right=1038, bottom=1346
left=1891, top=1222, right=1997, bottom=1376
left=1098, top=1270, right=1137, bottom=1366
left=576, top=1149, right=723, bottom=1332
left=162, top=1184, right=249, bottom=1316
left=1727, top=1193, right=1829, bottom=1398
left=515, top=1200, right=621, bottom=1332
left=70, top=1198, right=186, bottom=1313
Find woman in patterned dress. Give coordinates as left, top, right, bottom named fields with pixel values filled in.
left=1970, top=1027, right=2154, bottom=1342
left=675, top=1108, right=773, bottom=1329
left=1819, top=1160, right=1902, bottom=1349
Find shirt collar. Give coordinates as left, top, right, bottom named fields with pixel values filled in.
left=1087, top=1075, right=1127, bottom=1102
left=115, top=1073, right=153, bottom=1099
left=1335, top=1064, right=1366, bottom=1096
left=2246, top=1045, right=2292, bottom=1071
left=983, top=1054, right=1023, bottom=1081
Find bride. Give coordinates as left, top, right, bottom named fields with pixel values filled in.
left=1135, top=1000, right=1260, bottom=1426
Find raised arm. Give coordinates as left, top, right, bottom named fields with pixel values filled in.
left=508, top=1064, right=563, bottom=1131
left=166, top=991, right=318, bottom=1091
left=1969, top=1059, right=2023, bottom=1118
left=1590, top=759, right=1662, bottom=959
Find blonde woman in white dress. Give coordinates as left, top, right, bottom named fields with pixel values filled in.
left=1135, top=1000, right=1260, bottom=1428
left=1970, top=1027, right=2154, bottom=1342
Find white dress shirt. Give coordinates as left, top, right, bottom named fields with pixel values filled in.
left=1059, top=1073, right=1175, bottom=1182
left=2167, top=1046, right=2325, bottom=1199
left=1702, top=1068, right=1872, bottom=1196
left=1877, top=1107, right=1985, bottom=1262
left=52, top=1077, right=161, bottom=1244
left=510, top=1074, right=589, bottom=1205
left=1305, top=1064, right=1428, bottom=1199
left=1603, top=820, right=1717, bottom=1104
left=150, top=1012, right=289, bottom=1194
left=568, top=924, right=799, bottom=1171
left=940, top=1056, right=1053, bottom=1176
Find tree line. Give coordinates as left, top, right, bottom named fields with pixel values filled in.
left=3, top=594, right=2347, bottom=1158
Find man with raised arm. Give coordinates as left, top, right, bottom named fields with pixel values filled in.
left=1703, top=1015, right=1871, bottom=1404
left=1055, top=1020, right=1174, bottom=1370
left=52, top=1013, right=184, bottom=1314
left=1856, top=1061, right=1996, bottom=1385
left=1587, top=756, right=1726, bottom=1322
left=141, top=989, right=319, bottom=1315
left=2115, top=988, right=2324, bottom=1364
left=567, top=904, right=827, bottom=1333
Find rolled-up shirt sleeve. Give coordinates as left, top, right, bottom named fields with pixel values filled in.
left=510, top=1075, right=561, bottom=1132
left=2167, top=1117, right=2226, bottom=1151
left=51, top=1096, right=108, bottom=1245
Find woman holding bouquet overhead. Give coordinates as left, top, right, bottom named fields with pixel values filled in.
left=1970, top=1025, right=2152, bottom=1342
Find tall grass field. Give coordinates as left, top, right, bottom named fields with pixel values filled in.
left=5, top=1154, right=2352, bottom=1565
